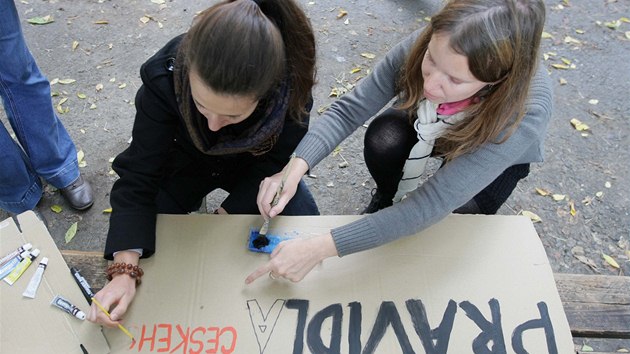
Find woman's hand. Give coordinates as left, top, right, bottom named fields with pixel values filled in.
left=245, top=233, right=338, bottom=283
left=87, top=251, right=140, bottom=327
left=257, top=157, right=309, bottom=219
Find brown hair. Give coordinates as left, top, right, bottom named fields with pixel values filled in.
left=398, top=0, right=546, bottom=160
left=184, top=0, right=316, bottom=121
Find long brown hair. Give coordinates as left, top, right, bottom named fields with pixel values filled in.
left=398, top=0, right=546, bottom=160
left=184, top=0, right=316, bottom=121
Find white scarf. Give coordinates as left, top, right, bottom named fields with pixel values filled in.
left=392, top=100, right=467, bottom=203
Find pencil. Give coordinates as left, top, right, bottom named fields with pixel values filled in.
left=91, top=297, right=135, bottom=343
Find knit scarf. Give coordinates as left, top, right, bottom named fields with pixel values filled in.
left=392, top=98, right=473, bottom=203
left=172, top=45, right=289, bottom=156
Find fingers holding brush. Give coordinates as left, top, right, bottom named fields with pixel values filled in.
left=257, top=155, right=309, bottom=219
left=257, top=173, right=287, bottom=219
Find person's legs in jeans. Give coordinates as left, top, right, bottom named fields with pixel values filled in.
left=0, top=122, right=42, bottom=212
left=0, top=1, right=81, bottom=202
left=363, top=108, right=417, bottom=213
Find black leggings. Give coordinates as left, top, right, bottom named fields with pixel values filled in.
left=363, top=108, right=530, bottom=215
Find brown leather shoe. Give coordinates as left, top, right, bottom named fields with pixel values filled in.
left=60, top=174, right=94, bottom=210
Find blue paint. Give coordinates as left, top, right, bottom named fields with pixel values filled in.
left=248, top=229, right=291, bottom=254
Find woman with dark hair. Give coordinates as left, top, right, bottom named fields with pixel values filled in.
left=88, top=0, right=318, bottom=326
left=248, top=0, right=552, bottom=283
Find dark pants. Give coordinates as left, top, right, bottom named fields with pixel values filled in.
left=364, top=108, right=529, bottom=215
left=154, top=148, right=319, bottom=216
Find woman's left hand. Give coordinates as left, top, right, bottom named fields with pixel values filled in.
left=245, top=233, right=338, bottom=283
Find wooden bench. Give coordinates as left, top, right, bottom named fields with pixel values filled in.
left=61, top=251, right=630, bottom=354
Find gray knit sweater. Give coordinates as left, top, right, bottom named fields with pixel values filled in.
left=295, top=30, right=553, bottom=257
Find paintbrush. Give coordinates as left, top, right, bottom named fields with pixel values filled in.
left=91, top=297, right=136, bottom=344
left=254, top=154, right=296, bottom=249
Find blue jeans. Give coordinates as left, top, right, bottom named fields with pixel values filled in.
left=0, top=0, right=79, bottom=213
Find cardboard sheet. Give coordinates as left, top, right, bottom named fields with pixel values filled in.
left=0, top=211, right=109, bottom=353
left=101, top=214, right=574, bottom=354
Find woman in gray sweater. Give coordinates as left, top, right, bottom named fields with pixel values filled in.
left=247, top=0, right=552, bottom=283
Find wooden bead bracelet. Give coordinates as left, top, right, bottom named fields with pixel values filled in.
left=106, top=262, right=144, bottom=285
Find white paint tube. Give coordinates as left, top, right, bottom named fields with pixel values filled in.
left=0, top=250, right=30, bottom=280
left=0, top=243, right=32, bottom=267
left=4, top=248, right=40, bottom=285
left=51, top=295, right=86, bottom=320
left=22, top=257, right=49, bottom=299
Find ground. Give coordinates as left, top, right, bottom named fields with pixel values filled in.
left=1, top=0, right=629, bottom=351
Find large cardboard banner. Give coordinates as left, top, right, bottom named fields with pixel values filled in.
left=101, top=214, right=574, bottom=354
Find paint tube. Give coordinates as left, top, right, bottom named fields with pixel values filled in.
left=4, top=248, right=40, bottom=285
left=22, top=257, right=49, bottom=299
left=0, top=243, right=32, bottom=267
left=51, top=295, right=86, bottom=320
left=0, top=250, right=30, bottom=280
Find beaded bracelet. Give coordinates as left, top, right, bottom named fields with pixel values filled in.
left=106, top=262, right=144, bottom=285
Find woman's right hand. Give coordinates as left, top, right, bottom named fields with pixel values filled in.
left=257, top=156, right=309, bottom=219
left=87, top=251, right=140, bottom=327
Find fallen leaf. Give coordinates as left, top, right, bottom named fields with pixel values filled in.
left=588, top=99, right=599, bottom=105
left=541, top=31, right=554, bottom=39
left=89, top=103, right=97, bottom=110
left=602, top=253, right=620, bottom=269
left=317, top=104, right=330, bottom=115
left=77, top=149, right=85, bottom=164
left=27, top=15, right=54, bottom=25
left=535, top=187, right=550, bottom=196
left=77, top=93, right=87, bottom=99
left=551, top=63, right=570, bottom=70
left=559, top=78, right=567, bottom=85
left=50, top=78, right=59, bottom=85
left=605, top=181, right=611, bottom=188
left=360, top=52, right=376, bottom=59
left=337, top=9, right=348, bottom=19
left=581, top=344, right=593, bottom=352
left=570, top=118, right=589, bottom=131
left=575, top=29, right=585, bottom=34
left=571, top=246, right=600, bottom=272
left=564, top=36, right=581, bottom=44
left=151, top=0, right=165, bottom=4
left=595, top=191, right=603, bottom=198
left=95, top=83, right=104, bottom=91
left=65, top=222, right=78, bottom=243
left=58, top=78, right=76, bottom=85
left=552, top=194, right=565, bottom=201
left=103, top=208, right=113, bottom=213
left=521, top=210, right=542, bottom=223
left=626, top=31, right=630, bottom=40
left=72, top=40, right=79, bottom=51
left=94, top=20, right=109, bottom=25
left=604, top=20, right=621, bottom=30
left=350, top=67, right=362, bottom=74
left=118, top=83, right=127, bottom=89
left=569, top=201, right=576, bottom=216
left=51, top=205, right=63, bottom=213
left=140, top=16, right=151, bottom=24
